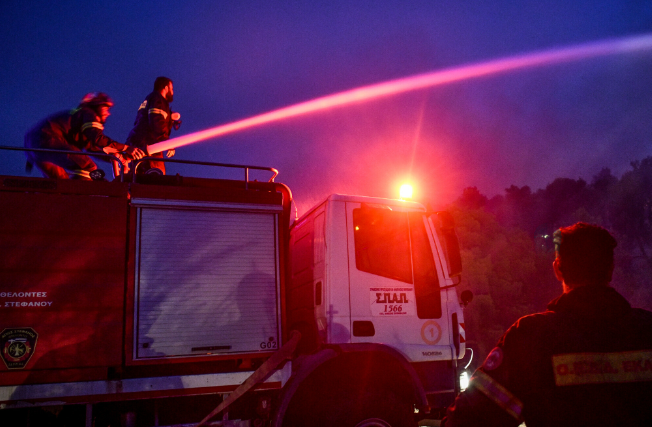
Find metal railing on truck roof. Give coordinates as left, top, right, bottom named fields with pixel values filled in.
left=0, top=146, right=279, bottom=186
left=130, top=157, right=279, bottom=186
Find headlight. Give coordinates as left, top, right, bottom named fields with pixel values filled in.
left=459, top=347, right=473, bottom=392
left=459, top=370, right=470, bottom=392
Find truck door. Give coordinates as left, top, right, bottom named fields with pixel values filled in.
left=345, top=202, right=452, bottom=362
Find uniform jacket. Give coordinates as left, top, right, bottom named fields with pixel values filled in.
left=125, top=91, right=172, bottom=150
left=25, top=106, right=122, bottom=152
left=441, top=285, right=652, bottom=427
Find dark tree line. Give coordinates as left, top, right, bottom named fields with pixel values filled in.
left=448, top=156, right=652, bottom=369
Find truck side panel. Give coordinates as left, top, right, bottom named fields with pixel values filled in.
left=0, top=178, right=129, bottom=386
left=324, top=200, right=353, bottom=343
left=287, top=207, right=319, bottom=352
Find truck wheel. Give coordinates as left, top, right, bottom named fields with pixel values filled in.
left=354, top=418, right=391, bottom=427
left=283, top=388, right=414, bottom=427
left=335, top=390, right=415, bottom=427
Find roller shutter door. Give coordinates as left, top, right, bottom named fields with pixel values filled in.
left=134, top=206, right=280, bottom=359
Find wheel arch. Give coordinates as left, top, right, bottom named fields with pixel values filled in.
left=272, top=343, right=428, bottom=426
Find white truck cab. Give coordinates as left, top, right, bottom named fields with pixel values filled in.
left=283, top=194, right=469, bottom=422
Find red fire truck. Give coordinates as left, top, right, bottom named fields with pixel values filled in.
left=0, top=149, right=472, bottom=427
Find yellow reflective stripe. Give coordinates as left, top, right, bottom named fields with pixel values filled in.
left=148, top=108, right=168, bottom=119
left=70, top=170, right=91, bottom=179
left=81, top=122, right=104, bottom=131
left=553, top=349, right=652, bottom=386
left=471, top=370, right=524, bottom=422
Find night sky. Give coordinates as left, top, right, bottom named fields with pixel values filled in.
left=2, top=1, right=652, bottom=213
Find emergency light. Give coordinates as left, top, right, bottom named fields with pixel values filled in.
left=399, top=184, right=413, bottom=200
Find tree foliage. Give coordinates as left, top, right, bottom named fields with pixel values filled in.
left=448, top=156, right=652, bottom=369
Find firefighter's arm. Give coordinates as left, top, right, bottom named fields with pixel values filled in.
left=80, top=115, right=117, bottom=151
left=171, top=112, right=182, bottom=130
left=78, top=110, right=143, bottom=159
left=165, top=111, right=180, bottom=157
left=101, top=143, right=146, bottom=160
left=442, top=325, right=527, bottom=427
left=440, top=375, right=522, bottom=427
left=147, top=97, right=170, bottom=142
left=166, top=112, right=180, bottom=159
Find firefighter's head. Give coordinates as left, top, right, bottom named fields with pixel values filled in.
left=80, top=92, right=114, bottom=123
left=154, top=76, right=174, bottom=102
left=553, top=222, right=617, bottom=289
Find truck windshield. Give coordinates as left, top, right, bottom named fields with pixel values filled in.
left=353, top=207, right=442, bottom=318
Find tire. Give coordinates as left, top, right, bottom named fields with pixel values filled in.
left=279, top=353, right=418, bottom=427
left=354, top=418, right=392, bottom=427
left=325, top=389, right=415, bottom=427
left=282, top=388, right=415, bottom=427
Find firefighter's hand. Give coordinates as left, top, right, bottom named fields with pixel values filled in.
left=114, top=153, right=129, bottom=167
left=123, top=146, right=146, bottom=160
left=166, top=149, right=175, bottom=158
left=113, top=153, right=131, bottom=175
left=171, top=112, right=181, bottom=131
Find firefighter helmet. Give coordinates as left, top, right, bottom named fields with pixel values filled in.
left=80, top=92, right=114, bottom=108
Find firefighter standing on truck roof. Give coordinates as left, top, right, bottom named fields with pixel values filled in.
left=441, top=222, right=652, bottom=427
left=125, top=76, right=181, bottom=175
left=24, top=93, right=145, bottom=180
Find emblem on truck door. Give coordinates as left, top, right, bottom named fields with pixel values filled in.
left=369, top=287, right=415, bottom=316
left=420, top=320, right=442, bottom=345
left=1, top=328, right=38, bottom=370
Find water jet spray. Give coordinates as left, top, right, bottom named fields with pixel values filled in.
left=150, top=34, right=652, bottom=155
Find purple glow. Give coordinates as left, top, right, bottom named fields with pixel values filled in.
left=150, top=34, right=652, bottom=154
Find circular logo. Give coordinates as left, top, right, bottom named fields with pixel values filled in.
left=421, top=321, right=442, bottom=345
left=6, top=341, right=29, bottom=360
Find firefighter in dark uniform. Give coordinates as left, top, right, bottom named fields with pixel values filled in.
left=442, top=222, right=652, bottom=427
left=125, top=76, right=180, bottom=175
left=24, top=93, right=145, bottom=179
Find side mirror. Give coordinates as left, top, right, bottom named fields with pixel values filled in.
left=460, top=290, right=473, bottom=307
